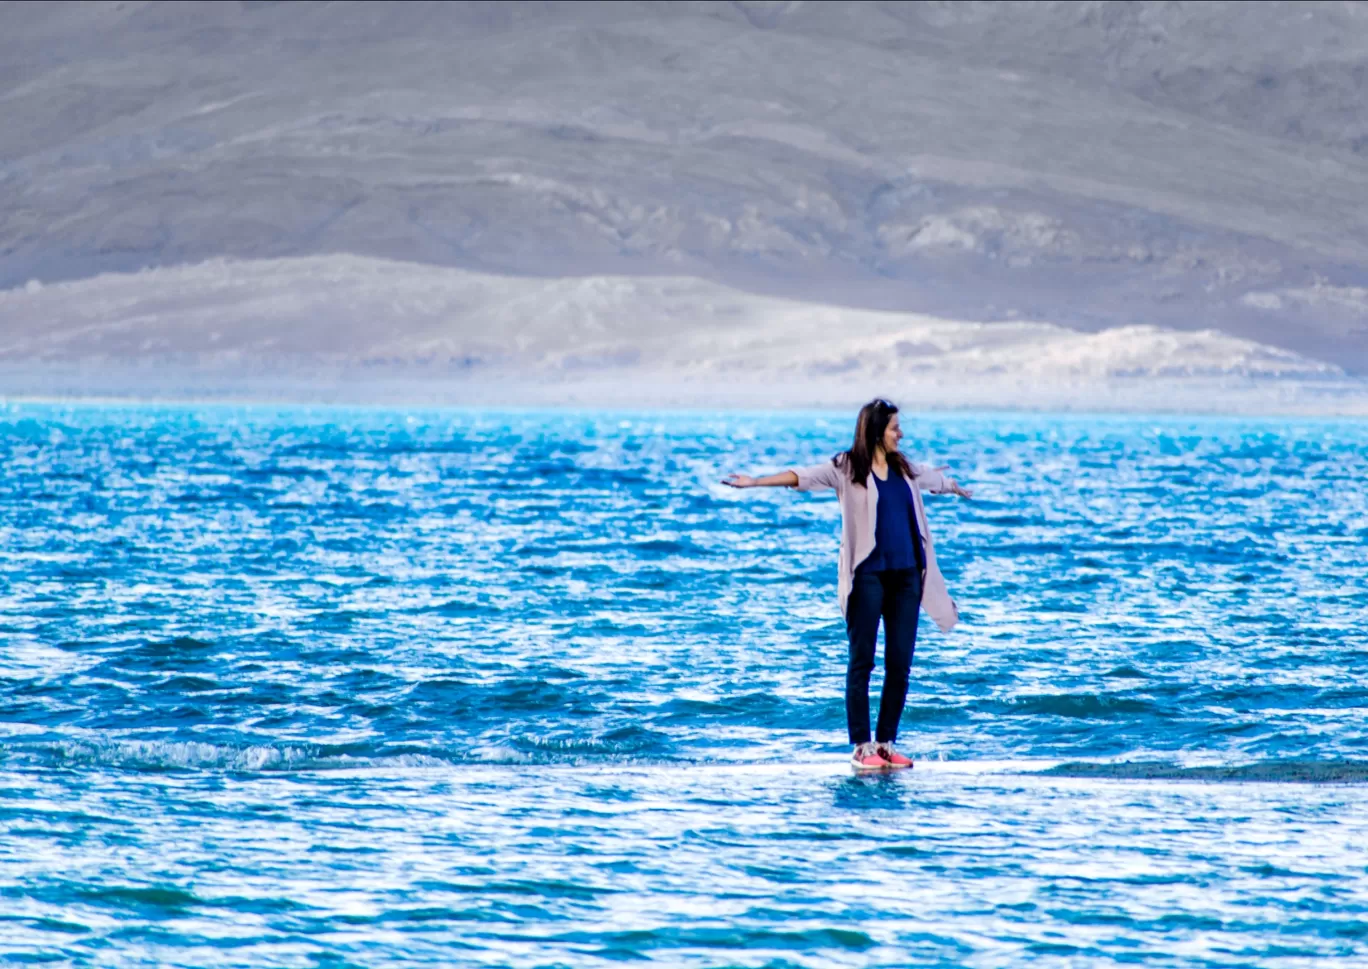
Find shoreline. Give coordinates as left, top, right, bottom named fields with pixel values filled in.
left=5, top=363, right=1368, bottom=418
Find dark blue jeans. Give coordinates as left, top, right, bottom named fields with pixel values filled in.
left=845, top=568, right=923, bottom=745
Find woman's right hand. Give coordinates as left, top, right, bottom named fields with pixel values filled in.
left=721, top=473, right=755, bottom=488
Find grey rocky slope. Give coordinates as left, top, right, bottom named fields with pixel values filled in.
left=2, top=1, right=1367, bottom=372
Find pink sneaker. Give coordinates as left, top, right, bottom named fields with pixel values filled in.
left=850, top=742, right=891, bottom=772
left=875, top=742, right=913, bottom=769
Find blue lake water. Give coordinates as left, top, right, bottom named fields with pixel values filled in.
left=2, top=403, right=1367, bottom=967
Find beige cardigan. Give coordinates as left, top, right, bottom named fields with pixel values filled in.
left=790, top=459, right=960, bottom=632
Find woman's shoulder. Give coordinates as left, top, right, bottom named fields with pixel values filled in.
left=892, top=453, right=920, bottom=477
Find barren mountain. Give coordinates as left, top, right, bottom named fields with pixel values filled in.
left=1, top=0, right=1367, bottom=379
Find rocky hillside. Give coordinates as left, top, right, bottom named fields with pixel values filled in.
left=2, top=1, right=1367, bottom=371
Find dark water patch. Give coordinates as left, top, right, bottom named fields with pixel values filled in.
left=629, top=538, right=711, bottom=557
left=1311, top=686, right=1368, bottom=707
left=405, top=676, right=606, bottom=719
left=1026, top=941, right=1090, bottom=957
left=279, top=441, right=356, bottom=459
left=126, top=635, right=216, bottom=659
left=416, top=598, right=493, bottom=617
left=519, top=563, right=570, bottom=579
left=741, top=863, right=807, bottom=884
left=6, top=679, right=80, bottom=698
left=417, top=877, right=619, bottom=901
left=539, top=666, right=588, bottom=681
left=568, top=616, right=660, bottom=637
left=76, top=884, right=201, bottom=915
left=28, top=916, right=91, bottom=934
left=1206, top=720, right=1275, bottom=739
left=1039, top=760, right=1368, bottom=783
left=992, top=693, right=1162, bottom=720
left=208, top=893, right=312, bottom=914
left=404, top=677, right=475, bottom=704
left=966, top=540, right=1069, bottom=556
left=1203, top=684, right=1306, bottom=707
left=216, top=684, right=292, bottom=707
left=879, top=844, right=932, bottom=858
left=340, top=699, right=400, bottom=721
left=377, top=905, right=491, bottom=925
left=968, top=513, right=1040, bottom=527
left=1042, top=572, right=1110, bottom=591
left=579, top=784, right=638, bottom=803
left=307, top=610, right=362, bottom=630
left=547, top=925, right=878, bottom=953
left=54, top=563, right=115, bottom=582
left=0, top=952, right=70, bottom=965
left=615, top=568, right=687, bottom=591
left=240, top=463, right=327, bottom=482
left=1103, top=665, right=1149, bottom=679
left=756, top=827, right=876, bottom=844
left=296, top=647, right=381, bottom=667
left=318, top=499, right=410, bottom=521
left=0, top=804, right=133, bottom=827
left=308, top=843, right=389, bottom=856
left=170, top=484, right=272, bottom=505
left=151, top=674, right=221, bottom=693
left=1242, top=863, right=1349, bottom=881
left=331, top=667, right=407, bottom=692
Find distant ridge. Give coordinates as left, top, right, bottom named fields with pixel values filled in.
left=3, top=256, right=1365, bottom=414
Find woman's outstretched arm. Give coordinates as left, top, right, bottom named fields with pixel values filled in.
left=721, top=471, right=798, bottom=489
left=724, top=462, right=842, bottom=492
left=911, top=463, right=973, bottom=498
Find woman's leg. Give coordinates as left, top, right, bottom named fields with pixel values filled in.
left=874, top=569, right=923, bottom=744
left=845, top=571, right=884, bottom=745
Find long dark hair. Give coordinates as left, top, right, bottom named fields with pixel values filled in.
left=835, top=398, right=915, bottom=487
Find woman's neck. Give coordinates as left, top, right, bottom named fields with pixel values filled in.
left=871, top=449, right=889, bottom=477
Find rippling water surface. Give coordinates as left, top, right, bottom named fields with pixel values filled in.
left=2, top=403, right=1367, bottom=966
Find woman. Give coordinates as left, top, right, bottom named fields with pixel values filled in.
left=723, top=399, right=971, bottom=772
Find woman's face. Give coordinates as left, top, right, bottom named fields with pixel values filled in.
left=882, top=412, right=902, bottom=454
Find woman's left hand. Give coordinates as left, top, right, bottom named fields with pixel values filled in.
left=946, top=479, right=973, bottom=499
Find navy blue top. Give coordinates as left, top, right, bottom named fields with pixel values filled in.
left=856, top=471, right=926, bottom=574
